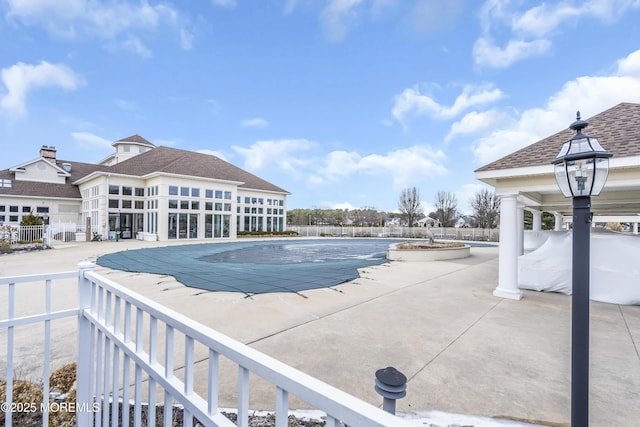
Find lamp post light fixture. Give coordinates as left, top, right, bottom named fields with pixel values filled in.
left=551, top=111, right=612, bottom=427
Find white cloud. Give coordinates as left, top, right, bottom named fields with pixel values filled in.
left=512, top=3, right=581, bottom=37
left=70, top=132, right=112, bottom=149
left=392, top=84, right=504, bottom=125
left=457, top=182, right=488, bottom=215
left=472, top=48, right=640, bottom=165
left=472, top=37, right=551, bottom=69
left=446, top=109, right=507, bottom=142
left=180, top=29, right=194, bottom=50
left=4, top=0, right=188, bottom=55
left=198, top=149, right=228, bottom=161
left=617, top=49, right=640, bottom=76
left=322, top=145, right=447, bottom=189
left=323, top=150, right=362, bottom=178
left=121, top=36, right=152, bottom=58
left=232, top=139, right=316, bottom=172
left=241, top=117, right=269, bottom=128
left=512, top=0, right=640, bottom=38
left=320, top=0, right=364, bottom=42
left=475, top=0, right=640, bottom=69
left=1, top=61, right=83, bottom=118
left=329, top=201, right=357, bottom=210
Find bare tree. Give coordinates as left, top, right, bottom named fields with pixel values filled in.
left=398, top=187, right=424, bottom=227
left=433, top=191, right=458, bottom=227
left=470, top=188, right=500, bottom=228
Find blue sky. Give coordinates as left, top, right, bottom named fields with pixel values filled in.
left=2, top=1, right=640, bottom=214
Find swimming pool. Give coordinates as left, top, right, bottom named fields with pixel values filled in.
left=97, top=239, right=401, bottom=294
left=97, top=239, right=495, bottom=295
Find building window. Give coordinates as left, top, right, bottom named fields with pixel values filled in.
left=10, top=215, right=18, bottom=222
left=205, top=189, right=213, bottom=198
left=109, top=199, right=119, bottom=208
left=135, top=187, right=145, bottom=197
left=205, top=202, right=213, bottom=211
left=215, top=190, right=223, bottom=199
left=191, top=201, right=200, bottom=210
left=192, top=188, right=200, bottom=197
left=0, top=179, right=11, bottom=188
left=180, top=187, right=189, bottom=197
left=169, top=200, right=178, bottom=209
left=169, top=186, right=178, bottom=196
left=109, top=185, right=119, bottom=195
left=122, top=186, right=132, bottom=196
left=122, top=200, right=132, bottom=209
left=224, top=191, right=232, bottom=200
left=224, top=203, right=231, bottom=212
left=22, top=206, right=31, bottom=213
left=36, top=207, right=49, bottom=213
left=215, top=202, right=222, bottom=211
left=0, top=206, right=4, bottom=212
left=135, top=201, right=144, bottom=209
left=180, top=200, right=189, bottom=209
left=10, top=206, right=18, bottom=212
left=244, top=197, right=250, bottom=204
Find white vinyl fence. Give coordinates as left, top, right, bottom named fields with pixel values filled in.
left=289, top=225, right=499, bottom=241
left=1, top=264, right=412, bottom=427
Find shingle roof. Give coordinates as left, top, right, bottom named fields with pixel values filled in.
left=475, top=102, right=640, bottom=172
left=0, top=143, right=288, bottom=199
left=0, top=160, right=110, bottom=199
left=116, top=134, right=155, bottom=147
left=106, top=146, right=289, bottom=193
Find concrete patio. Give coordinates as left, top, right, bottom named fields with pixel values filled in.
left=1, top=238, right=638, bottom=426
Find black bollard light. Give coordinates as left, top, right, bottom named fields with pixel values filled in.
left=374, top=366, right=407, bottom=415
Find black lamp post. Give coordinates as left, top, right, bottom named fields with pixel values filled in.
left=551, top=111, right=612, bottom=427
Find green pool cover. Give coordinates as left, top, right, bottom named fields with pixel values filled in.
left=97, top=239, right=402, bottom=295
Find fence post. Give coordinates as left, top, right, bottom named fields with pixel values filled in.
left=77, top=262, right=95, bottom=426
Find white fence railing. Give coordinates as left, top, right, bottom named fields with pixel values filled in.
left=0, top=224, right=46, bottom=244
left=289, top=225, right=499, bottom=241
left=0, top=223, right=83, bottom=244
left=2, top=264, right=411, bottom=427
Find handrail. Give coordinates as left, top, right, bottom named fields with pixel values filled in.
left=2, top=265, right=411, bottom=427
left=81, top=267, right=410, bottom=427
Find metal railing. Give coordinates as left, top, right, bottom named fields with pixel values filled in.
left=2, top=264, right=411, bottom=427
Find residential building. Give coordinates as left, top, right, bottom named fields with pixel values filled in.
left=0, top=135, right=289, bottom=241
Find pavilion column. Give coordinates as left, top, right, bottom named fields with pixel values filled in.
left=494, top=193, right=523, bottom=300
left=531, top=209, right=542, bottom=232
left=517, top=204, right=525, bottom=256
left=634, top=222, right=639, bottom=235
left=554, top=213, right=563, bottom=231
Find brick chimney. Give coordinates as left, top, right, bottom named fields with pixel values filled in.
left=40, top=145, right=57, bottom=160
